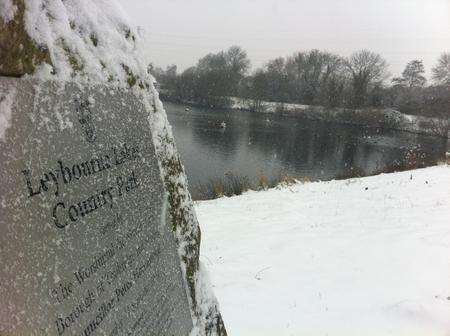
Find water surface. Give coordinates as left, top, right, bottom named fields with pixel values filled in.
left=164, top=102, right=446, bottom=199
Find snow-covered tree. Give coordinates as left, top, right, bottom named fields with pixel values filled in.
left=432, top=52, right=450, bottom=86
left=392, top=60, right=427, bottom=88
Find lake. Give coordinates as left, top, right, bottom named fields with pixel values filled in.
left=164, top=102, right=447, bottom=200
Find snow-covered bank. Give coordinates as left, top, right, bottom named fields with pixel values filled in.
left=230, top=97, right=449, bottom=138
left=162, top=94, right=448, bottom=138
left=196, top=166, right=450, bottom=336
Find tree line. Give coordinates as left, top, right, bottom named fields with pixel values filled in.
left=150, top=47, right=450, bottom=119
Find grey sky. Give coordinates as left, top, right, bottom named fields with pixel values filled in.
left=125, top=0, right=450, bottom=78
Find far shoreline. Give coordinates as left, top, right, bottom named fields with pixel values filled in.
left=161, top=95, right=450, bottom=140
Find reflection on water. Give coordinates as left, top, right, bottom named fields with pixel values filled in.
left=165, top=102, right=446, bottom=197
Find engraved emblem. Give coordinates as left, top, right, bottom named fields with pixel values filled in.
left=75, top=98, right=96, bottom=143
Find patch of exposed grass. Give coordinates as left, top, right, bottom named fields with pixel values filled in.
left=191, top=147, right=446, bottom=201
left=192, top=172, right=302, bottom=200
left=257, top=174, right=269, bottom=190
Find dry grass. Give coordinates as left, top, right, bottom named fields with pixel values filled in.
left=211, top=179, right=224, bottom=198
left=192, top=172, right=304, bottom=200
left=335, top=167, right=365, bottom=180
left=190, top=147, right=446, bottom=201
left=297, top=176, right=311, bottom=184
left=192, top=172, right=251, bottom=200
left=437, top=152, right=450, bottom=166
left=257, top=174, right=269, bottom=190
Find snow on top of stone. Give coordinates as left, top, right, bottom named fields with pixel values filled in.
left=0, top=0, right=17, bottom=23
left=20, top=0, right=170, bottom=151
left=24, top=0, right=150, bottom=86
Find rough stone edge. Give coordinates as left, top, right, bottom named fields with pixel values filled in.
left=142, top=93, right=227, bottom=335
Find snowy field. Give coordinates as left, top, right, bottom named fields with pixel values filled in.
left=196, top=165, right=450, bottom=336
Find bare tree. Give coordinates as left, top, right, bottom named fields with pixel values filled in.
left=285, top=50, right=343, bottom=105
left=390, top=60, right=427, bottom=115
left=265, top=57, right=290, bottom=102
left=345, top=50, right=389, bottom=108
left=245, top=69, right=268, bottom=112
left=226, top=46, right=251, bottom=78
left=432, top=52, right=450, bottom=85
left=193, top=46, right=251, bottom=104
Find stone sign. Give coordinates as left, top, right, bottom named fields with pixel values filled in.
left=0, top=78, right=193, bottom=335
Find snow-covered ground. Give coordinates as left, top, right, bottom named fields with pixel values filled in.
left=196, top=165, right=450, bottom=336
